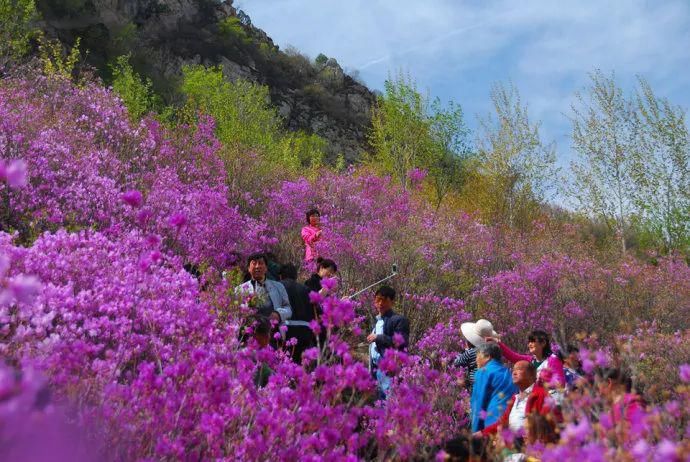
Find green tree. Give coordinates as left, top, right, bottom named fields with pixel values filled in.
left=0, top=0, right=39, bottom=67
left=181, top=65, right=324, bottom=171
left=38, top=36, right=83, bottom=81
left=181, top=65, right=282, bottom=152
left=630, top=78, right=690, bottom=253
left=568, top=71, right=636, bottom=254
left=428, top=98, right=472, bottom=209
left=369, top=72, right=434, bottom=190
left=315, top=53, right=328, bottom=67
left=110, top=54, right=157, bottom=121
left=477, top=82, right=557, bottom=227
left=218, top=16, right=250, bottom=44
left=369, top=72, right=472, bottom=203
left=277, top=131, right=326, bottom=170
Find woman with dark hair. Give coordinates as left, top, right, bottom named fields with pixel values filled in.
left=301, top=208, right=323, bottom=268
left=486, top=330, right=566, bottom=392
left=304, top=257, right=338, bottom=296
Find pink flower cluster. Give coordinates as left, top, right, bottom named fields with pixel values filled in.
left=0, top=76, right=268, bottom=268
left=1, top=72, right=690, bottom=460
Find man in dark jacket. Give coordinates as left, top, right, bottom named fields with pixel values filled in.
left=366, top=285, right=410, bottom=399
left=279, top=263, right=316, bottom=363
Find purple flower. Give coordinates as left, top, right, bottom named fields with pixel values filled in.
left=594, top=350, right=609, bottom=368
left=393, top=332, right=406, bottom=348
left=168, top=212, right=187, bottom=228
left=582, top=358, right=595, bottom=374
left=9, top=275, right=41, bottom=304
left=631, top=440, right=650, bottom=459
left=435, top=450, right=449, bottom=462
left=679, top=364, right=690, bottom=383
left=0, top=159, right=28, bottom=188
left=146, top=234, right=161, bottom=247
left=655, top=440, right=678, bottom=461
left=138, top=256, right=152, bottom=272
left=407, top=167, right=427, bottom=186
left=321, top=277, right=338, bottom=292
left=121, top=190, right=143, bottom=208
left=136, top=208, right=152, bottom=227
left=308, top=291, right=323, bottom=305
left=599, top=412, right=613, bottom=430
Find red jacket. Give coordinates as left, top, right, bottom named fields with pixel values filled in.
left=481, top=383, right=555, bottom=436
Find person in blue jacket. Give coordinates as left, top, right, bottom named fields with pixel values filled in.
left=470, top=342, right=517, bottom=432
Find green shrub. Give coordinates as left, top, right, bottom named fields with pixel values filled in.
left=218, top=16, right=250, bottom=44
left=1, top=0, right=40, bottom=65
left=181, top=64, right=283, bottom=156
left=110, top=54, right=157, bottom=121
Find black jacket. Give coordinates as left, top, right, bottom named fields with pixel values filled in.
left=280, top=279, right=314, bottom=322
left=304, top=273, right=322, bottom=293
left=375, top=310, right=410, bottom=356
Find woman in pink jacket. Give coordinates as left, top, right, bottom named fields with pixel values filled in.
left=487, top=329, right=566, bottom=391
left=301, top=208, right=323, bottom=267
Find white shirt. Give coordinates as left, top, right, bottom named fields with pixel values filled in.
left=369, top=315, right=384, bottom=368
left=508, top=384, right=533, bottom=432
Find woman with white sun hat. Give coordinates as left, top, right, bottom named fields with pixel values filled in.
left=454, top=319, right=499, bottom=389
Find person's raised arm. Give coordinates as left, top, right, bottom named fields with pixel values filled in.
left=496, top=340, right=531, bottom=364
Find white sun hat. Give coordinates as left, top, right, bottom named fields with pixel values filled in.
left=460, top=319, right=499, bottom=347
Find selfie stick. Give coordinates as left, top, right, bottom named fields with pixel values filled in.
left=346, top=264, right=398, bottom=300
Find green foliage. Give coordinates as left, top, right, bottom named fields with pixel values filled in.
left=38, top=36, right=83, bottom=80
left=334, top=153, right=346, bottom=172
left=181, top=65, right=281, bottom=150
left=278, top=131, right=326, bottom=170
left=477, top=82, right=557, bottom=227
left=218, top=16, right=250, bottom=44
left=369, top=72, right=472, bottom=206
left=315, top=53, right=328, bottom=67
left=428, top=98, right=472, bottom=208
left=283, top=46, right=314, bottom=79
left=569, top=70, right=635, bottom=254
left=112, top=22, right=137, bottom=51
left=0, top=0, right=40, bottom=64
left=568, top=71, right=690, bottom=256
left=369, top=72, right=435, bottom=188
left=181, top=65, right=323, bottom=171
left=110, top=54, right=158, bottom=121
left=629, top=78, right=690, bottom=254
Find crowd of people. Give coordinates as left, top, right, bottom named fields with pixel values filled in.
left=233, top=208, right=410, bottom=395
left=444, top=319, right=645, bottom=461
left=230, top=208, right=644, bottom=460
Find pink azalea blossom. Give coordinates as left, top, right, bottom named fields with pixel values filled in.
left=121, top=189, right=143, bottom=208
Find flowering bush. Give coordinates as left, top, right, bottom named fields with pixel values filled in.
left=1, top=72, right=690, bottom=460
left=0, top=75, right=268, bottom=267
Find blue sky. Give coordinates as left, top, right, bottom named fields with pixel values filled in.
left=236, top=0, right=690, bottom=169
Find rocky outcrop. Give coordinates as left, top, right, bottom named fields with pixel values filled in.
left=36, top=0, right=375, bottom=162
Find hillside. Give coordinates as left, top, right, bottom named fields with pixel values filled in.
left=35, top=0, right=376, bottom=162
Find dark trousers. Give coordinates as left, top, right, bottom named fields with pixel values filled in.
left=285, top=326, right=316, bottom=363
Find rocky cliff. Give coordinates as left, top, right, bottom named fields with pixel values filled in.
left=36, top=0, right=376, bottom=162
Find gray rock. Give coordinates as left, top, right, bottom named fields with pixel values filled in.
left=37, top=0, right=376, bottom=163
